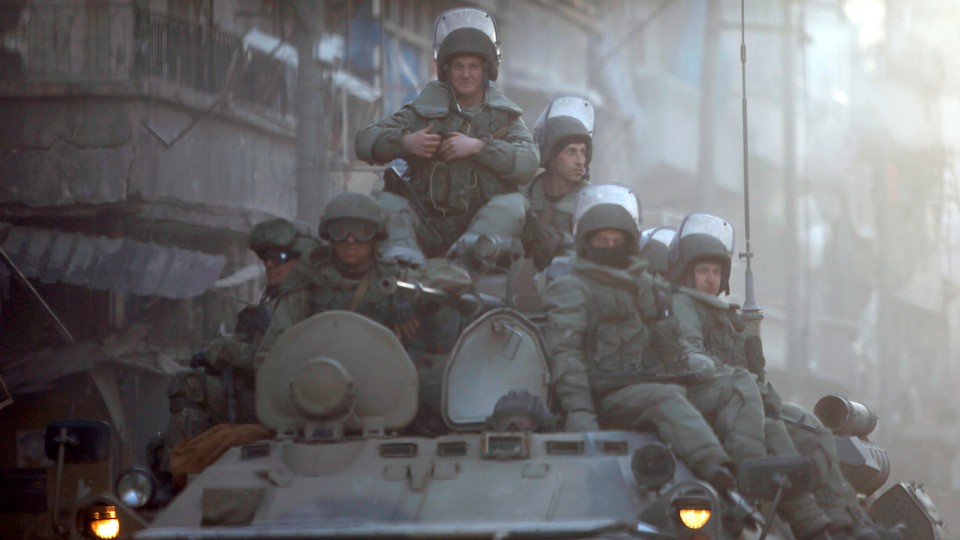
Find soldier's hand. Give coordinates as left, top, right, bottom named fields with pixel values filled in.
left=390, top=294, right=421, bottom=343
left=189, top=349, right=211, bottom=370
left=392, top=318, right=421, bottom=343
left=437, top=132, right=483, bottom=161
left=401, top=125, right=442, bottom=158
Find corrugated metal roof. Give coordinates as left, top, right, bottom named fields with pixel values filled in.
left=1, top=224, right=226, bottom=299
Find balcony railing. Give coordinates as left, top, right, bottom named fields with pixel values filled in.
left=0, top=2, right=293, bottom=117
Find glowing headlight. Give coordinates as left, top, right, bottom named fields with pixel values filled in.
left=677, top=507, right=711, bottom=529
left=115, top=467, right=156, bottom=509
left=78, top=505, right=120, bottom=539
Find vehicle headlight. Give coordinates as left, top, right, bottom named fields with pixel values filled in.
left=631, top=442, right=676, bottom=490
left=77, top=505, right=120, bottom=539
left=673, top=495, right=712, bottom=530
left=115, top=467, right=156, bottom=509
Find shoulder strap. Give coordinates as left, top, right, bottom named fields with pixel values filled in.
left=347, top=272, right=370, bottom=312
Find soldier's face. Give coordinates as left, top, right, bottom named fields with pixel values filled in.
left=448, top=55, right=485, bottom=102
left=551, top=142, right=587, bottom=184
left=334, top=237, right=373, bottom=270
left=589, top=229, right=626, bottom=248
left=692, top=262, right=723, bottom=296
left=265, top=258, right=298, bottom=287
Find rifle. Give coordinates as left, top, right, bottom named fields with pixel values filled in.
left=381, top=277, right=503, bottom=318
left=589, top=370, right=704, bottom=396
left=766, top=409, right=824, bottom=435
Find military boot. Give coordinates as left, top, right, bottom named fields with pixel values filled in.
left=689, top=456, right=736, bottom=495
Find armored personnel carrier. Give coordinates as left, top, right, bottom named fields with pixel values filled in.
left=47, top=274, right=945, bottom=540
left=54, top=305, right=753, bottom=539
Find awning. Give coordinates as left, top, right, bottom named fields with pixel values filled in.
left=1, top=224, right=226, bottom=298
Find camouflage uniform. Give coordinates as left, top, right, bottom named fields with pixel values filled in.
left=672, top=285, right=842, bottom=539
left=543, top=256, right=734, bottom=483
left=262, top=230, right=475, bottom=351
left=521, top=98, right=594, bottom=270
left=521, top=171, right=584, bottom=270
left=355, top=80, right=537, bottom=261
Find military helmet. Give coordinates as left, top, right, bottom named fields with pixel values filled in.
left=638, top=226, right=677, bottom=276
left=318, top=192, right=387, bottom=242
left=574, top=203, right=640, bottom=258
left=434, top=8, right=501, bottom=82
left=533, top=97, right=595, bottom=169
left=667, top=213, right=734, bottom=295
left=248, top=218, right=301, bottom=253
left=572, top=183, right=642, bottom=238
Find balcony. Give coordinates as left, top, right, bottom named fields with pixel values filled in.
left=0, top=2, right=294, bottom=120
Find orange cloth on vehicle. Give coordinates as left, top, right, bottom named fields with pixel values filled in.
left=169, top=423, right=272, bottom=488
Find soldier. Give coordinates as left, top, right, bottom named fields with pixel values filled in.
left=667, top=212, right=902, bottom=540
left=522, top=96, right=594, bottom=271
left=355, top=8, right=537, bottom=270
left=542, top=192, right=736, bottom=494
left=255, top=191, right=473, bottom=435
left=166, top=219, right=312, bottom=453
left=256, top=191, right=472, bottom=362
left=637, top=226, right=676, bottom=278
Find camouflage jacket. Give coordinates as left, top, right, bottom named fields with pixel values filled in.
left=204, top=292, right=282, bottom=373
left=543, top=257, right=677, bottom=419
left=672, top=287, right=748, bottom=370
left=520, top=172, right=585, bottom=269
left=355, top=81, right=538, bottom=213
left=255, top=246, right=472, bottom=369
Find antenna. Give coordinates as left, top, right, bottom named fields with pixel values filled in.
left=738, top=0, right=763, bottom=331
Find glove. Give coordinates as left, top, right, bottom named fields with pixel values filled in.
left=390, top=293, right=417, bottom=326
left=532, top=230, right=565, bottom=271
left=189, top=349, right=210, bottom=370
left=234, top=304, right=271, bottom=337
left=389, top=293, right=420, bottom=342
left=563, top=410, right=600, bottom=432
left=744, top=335, right=766, bottom=377
left=760, top=380, right=783, bottom=414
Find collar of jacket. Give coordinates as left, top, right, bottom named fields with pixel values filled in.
left=571, top=256, right=648, bottom=291
left=276, top=245, right=399, bottom=293
left=412, top=81, right=523, bottom=118
left=675, top=285, right=731, bottom=310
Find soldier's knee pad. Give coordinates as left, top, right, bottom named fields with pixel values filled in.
left=167, top=369, right=209, bottom=413
left=466, top=193, right=529, bottom=237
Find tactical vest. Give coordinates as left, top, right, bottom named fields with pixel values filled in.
left=301, top=249, right=398, bottom=326
left=688, top=297, right=748, bottom=369
left=573, top=270, right=676, bottom=374
left=405, top=83, right=522, bottom=213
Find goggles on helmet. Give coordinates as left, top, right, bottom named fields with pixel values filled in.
left=256, top=248, right=298, bottom=266
left=326, top=218, right=377, bottom=243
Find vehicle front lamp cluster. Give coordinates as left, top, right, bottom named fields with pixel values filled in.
left=76, top=504, right=120, bottom=539
left=676, top=504, right=711, bottom=529
left=115, top=467, right=157, bottom=509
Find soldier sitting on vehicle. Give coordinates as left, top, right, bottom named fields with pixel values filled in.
left=255, top=191, right=473, bottom=435
left=667, top=212, right=904, bottom=540
left=521, top=96, right=594, bottom=271
left=542, top=195, right=737, bottom=494
left=354, top=8, right=537, bottom=272
left=163, top=219, right=313, bottom=482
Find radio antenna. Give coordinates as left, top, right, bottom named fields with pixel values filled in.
left=739, top=0, right=763, bottom=330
